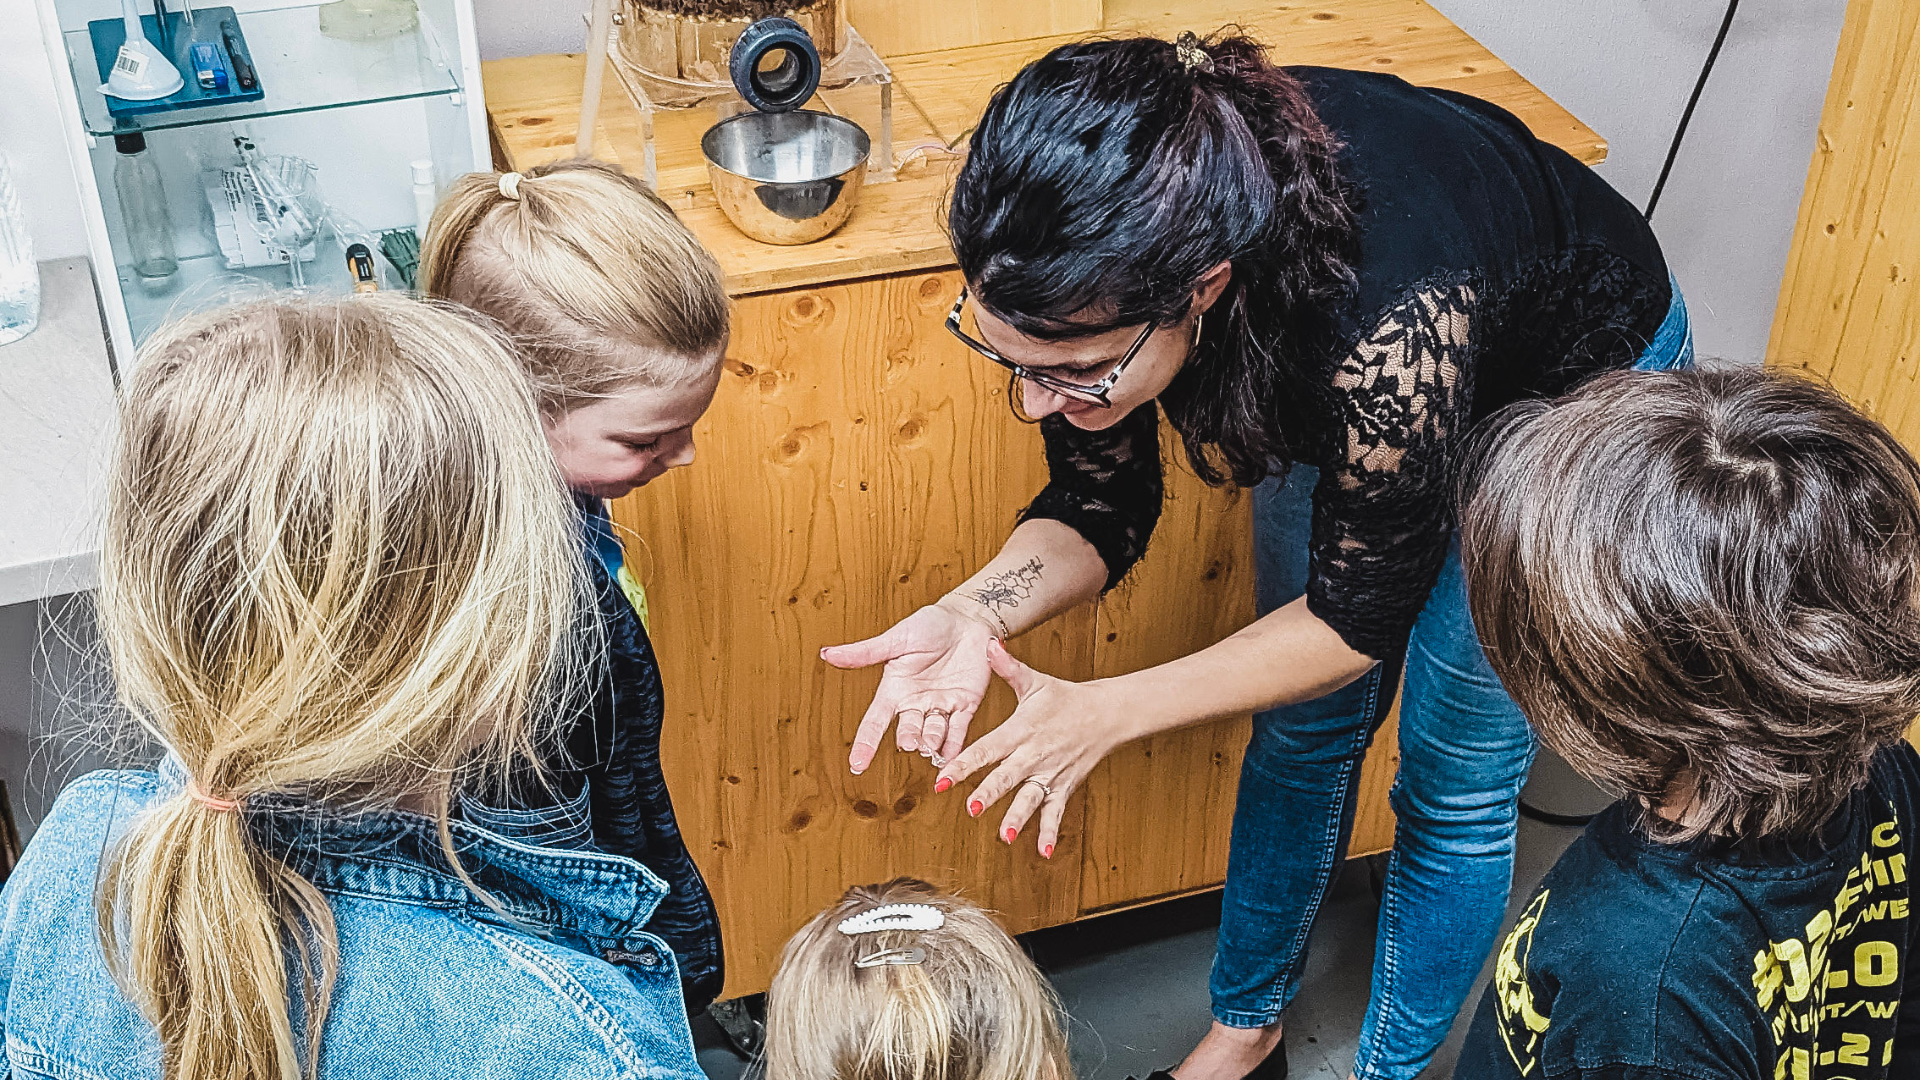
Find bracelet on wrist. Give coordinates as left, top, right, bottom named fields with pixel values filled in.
left=942, top=595, right=1010, bottom=639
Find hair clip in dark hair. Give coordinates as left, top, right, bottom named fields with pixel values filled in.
left=1175, top=32, right=1214, bottom=74
left=855, top=946, right=928, bottom=969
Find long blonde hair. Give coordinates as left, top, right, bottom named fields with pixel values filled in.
left=766, top=879, right=1074, bottom=1080
left=418, top=158, right=729, bottom=414
left=94, top=293, right=589, bottom=1080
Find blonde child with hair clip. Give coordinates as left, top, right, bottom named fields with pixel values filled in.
left=766, top=878, right=1075, bottom=1080
left=419, top=157, right=732, bottom=1009
left=0, top=294, right=706, bottom=1080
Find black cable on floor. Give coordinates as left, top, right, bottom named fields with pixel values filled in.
left=1644, top=0, right=1742, bottom=221
left=1519, top=799, right=1597, bottom=828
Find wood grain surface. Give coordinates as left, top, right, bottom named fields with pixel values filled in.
left=893, top=0, right=1605, bottom=168
left=1079, top=456, right=1257, bottom=912
left=846, top=0, right=1101, bottom=57
left=1768, top=0, right=1920, bottom=440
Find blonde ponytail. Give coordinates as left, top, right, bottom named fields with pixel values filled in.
left=418, top=158, right=729, bottom=414
left=94, top=293, right=587, bottom=1080
left=98, top=800, right=337, bottom=1080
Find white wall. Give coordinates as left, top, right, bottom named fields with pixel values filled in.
left=1429, top=0, right=1848, bottom=364
left=471, top=0, right=587, bottom=59
left=2, top=0, right=91, bottom=260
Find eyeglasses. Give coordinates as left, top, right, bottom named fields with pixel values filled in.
left=945, top=288, right=1157, bottom=408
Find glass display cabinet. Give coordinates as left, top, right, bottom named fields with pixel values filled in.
left=34, top=0, right=490, bottom=362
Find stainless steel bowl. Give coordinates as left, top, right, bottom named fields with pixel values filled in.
left=702, top=110, right=870, bottom=245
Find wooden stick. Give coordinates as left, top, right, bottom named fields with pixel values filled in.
left=577, top=0, right=616, bottom=158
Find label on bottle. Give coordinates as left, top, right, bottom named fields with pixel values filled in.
left=113, top=46, right=149, bottom=80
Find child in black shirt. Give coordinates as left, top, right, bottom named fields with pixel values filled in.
left=1452, top=369, right=1920, bottom=1080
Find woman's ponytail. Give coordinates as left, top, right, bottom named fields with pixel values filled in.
left=1188, top=31, right=1356, bottom=309
left=97, top=793, right=338, bottom=1080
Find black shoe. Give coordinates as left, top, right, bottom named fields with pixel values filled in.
left=1136, top=1038, right=1289, bottom=1080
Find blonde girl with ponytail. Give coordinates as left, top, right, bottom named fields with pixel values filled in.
left=0, top=294, right=707, bottom=1080
left=419, top=158, right=732, bottom=1008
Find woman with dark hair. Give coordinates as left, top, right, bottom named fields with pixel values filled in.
left=822, top=31, right=1692, bottom=1080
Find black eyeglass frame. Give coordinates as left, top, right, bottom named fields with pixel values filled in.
left=944, top=288, right=1157, bottom=408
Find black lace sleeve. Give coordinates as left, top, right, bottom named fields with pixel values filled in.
left=1307, top=281, right=1477, bottom=660
left=1017, top=404, right=1165, bottom=591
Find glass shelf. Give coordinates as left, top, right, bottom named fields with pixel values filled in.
left=116, top=236, right=380, bottom=344
left=65, top=3, right=460, bottom=136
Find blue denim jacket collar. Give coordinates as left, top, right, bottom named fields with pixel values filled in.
left=155, top=757, right=670, bottom=953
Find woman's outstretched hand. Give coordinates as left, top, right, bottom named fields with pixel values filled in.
left=822, top=600, right=998, bottom=774
left=935, top=639, right=1127, bottom=860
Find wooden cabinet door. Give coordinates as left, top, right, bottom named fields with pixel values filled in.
left=613, top=269, right=1093, bottom=996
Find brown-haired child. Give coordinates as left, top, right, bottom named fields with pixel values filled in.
left=1453, top=368, right=1920, bottom=1080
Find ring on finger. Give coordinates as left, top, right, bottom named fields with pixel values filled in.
left=1020, top=777, right=1053, bottom=798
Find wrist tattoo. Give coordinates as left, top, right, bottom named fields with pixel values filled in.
left=966, top=557, right=1044, bottom=637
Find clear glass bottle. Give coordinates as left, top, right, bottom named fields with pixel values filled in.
left=114, top=132, right=178, bottom=283
left=0, top=153, right=39, bottom=345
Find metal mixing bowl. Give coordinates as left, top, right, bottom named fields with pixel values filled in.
left=702, top=110, right=870, bottom=245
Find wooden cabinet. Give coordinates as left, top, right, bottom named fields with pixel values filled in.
left=620, top=268, right=1400, bottom=994
left=615, top=269, right=1327, bottom=991
left=486, top=0, right=1601, bottom=998
left=1769, top=0, right=1920, bottom=435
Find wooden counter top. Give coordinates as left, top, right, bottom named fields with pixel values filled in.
left=485, top=0, right=1606, bottom=297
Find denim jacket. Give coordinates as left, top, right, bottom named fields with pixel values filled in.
left=0, top=767, right=704, bottom=1080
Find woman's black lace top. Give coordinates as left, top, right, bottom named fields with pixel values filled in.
left=1019, top=68, right=1672, bottom=660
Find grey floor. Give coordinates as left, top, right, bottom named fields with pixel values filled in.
left=693, top=815, right=1583, bottom=1080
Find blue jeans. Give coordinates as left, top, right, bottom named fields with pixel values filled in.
left=1209, top=277, right=1694, bottom=1079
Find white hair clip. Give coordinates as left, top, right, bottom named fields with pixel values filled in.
left=837, top=903, right=946, bottom=936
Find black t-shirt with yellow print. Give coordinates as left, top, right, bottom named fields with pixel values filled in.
left=1456, top=743, right=1920, bottom=1080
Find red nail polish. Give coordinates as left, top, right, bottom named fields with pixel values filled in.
left=1003, top=827, right=1016, bottom=843
left=1043, top=844, right=1054, bottom=859
left=934, top=778, right=952, bottom=793
left=968, top=800, right=983, bottom=817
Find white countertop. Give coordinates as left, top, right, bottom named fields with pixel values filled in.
left=0, top=259, right=116, bottom=606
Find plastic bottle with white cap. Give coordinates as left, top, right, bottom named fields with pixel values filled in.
left=411, top=159, right=436, bottom=242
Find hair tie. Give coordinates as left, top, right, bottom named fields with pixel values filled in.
left=498, top=172, right=523, bottom=200
left=1175, top=32, right=1214, bottom=74
left=185, top=778, right=240, bottom=813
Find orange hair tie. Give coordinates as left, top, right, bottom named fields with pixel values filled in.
left=185, top=779, right=241, bottom=813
